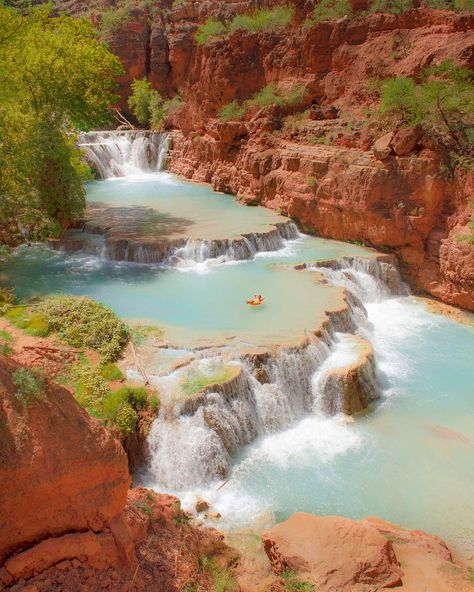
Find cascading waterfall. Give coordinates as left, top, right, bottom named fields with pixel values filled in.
left=78, top=130, right=169, bottom=178
left=145, top=257, right=407, bottom=490
left=79, top=220, right=300, bottom=265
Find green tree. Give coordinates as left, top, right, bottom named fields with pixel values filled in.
left=128, top=78, right=182, bottom=129
left=128, top=78, right=165, bottom=128
left=0, top=5, right=123, bottom=245
left=379, top=60, right=474, bottom=154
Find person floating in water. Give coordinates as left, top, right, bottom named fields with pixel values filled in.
left=247, top=294, right=265, bottom=306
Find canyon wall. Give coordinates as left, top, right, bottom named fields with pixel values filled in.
left=69, top=0, right=474, bottom=309
left=0, top=355, right=234, bottom=591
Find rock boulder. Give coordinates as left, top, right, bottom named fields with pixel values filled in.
left=0, top=355, right=130, bottom=565
left=262, top=513, right=403, bottom=591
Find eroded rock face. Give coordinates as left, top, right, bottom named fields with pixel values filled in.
left=262, top=513, right=473, bottom=592
left=0, top=355, right=237, bottom=590
left=262, top=513, right=403, bottom=591
left=63, top=2, right=474, bottom=310
left=0, top=355, right=130, bottom=565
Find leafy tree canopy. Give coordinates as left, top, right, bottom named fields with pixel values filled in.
left=379, top=60, right=474, bottom=154
left=128, top=78, right=182, bottom=130
left=0, top=4, right=123, bottom=245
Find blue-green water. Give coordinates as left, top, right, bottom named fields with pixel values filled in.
left=2, top=174, right=474, bottom=555
left=191, top=299, right=474, bottom=554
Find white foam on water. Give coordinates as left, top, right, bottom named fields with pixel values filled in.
left=366, top=298, right=438, bottom=390
left=237, top=414, right=363, bottom=470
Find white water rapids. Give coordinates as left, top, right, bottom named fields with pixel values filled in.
left=78, top=130, right=170, bottom=178
left=144, top=257, right=407, bottom=491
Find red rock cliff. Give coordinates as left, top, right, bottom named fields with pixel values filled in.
left=72, top=1, right=474, bottom=309
left=0, top=355, right=235, bottom=590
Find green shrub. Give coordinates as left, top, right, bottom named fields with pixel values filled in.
left=133, top=501, right=153, bottom=518
left=103, top=387, right=128, bottom=417
left=100, top=363, right=125, bottom=381
left=285, top=84, right=308, bottom=107
left=128, top=79, right=181, bottom=129
left=0, top=342, right=12, bottom=356
left=219, top=100, right=247, bottom=122
left=195, top=19, right=227, bottom=45
left=245, top=83, right=307, bottom=111
left=369, top=0, right=413, bottom=14
left=5, top=306, right=27, bottom=325
left=150, top=393, right=160, bottom=413
left=312, top=0, right=353, bottom=22
left=162, top=93, right=183, bottom=117
left=103, top=389, right=139, bottom=434
left=378, top=60, right=474, bottom=155
left=1, top=329, right=13, bottom=356
left=307, top=176, right=317, bottom=188
left=24, top=314, right=50, bottom=337
left=70, top=362, right=111, bottom=410
left=247, top=84, right=284, bottom=108
left=35, top=295, right=129, bottom=362
left=114, top=402, right=138, bottom=435
left=104, top=385, right=148, bottom=420
left=13, top=367, right=45, bottom=406
left=99, top=1, right=132, bottom=35
left=282, top=569, right=314, bottom=591
left=202, top=557, right=237, bottom=592
left=0, top=329, right=13, bottom=343
left=228, top=6, right=294, bottom=34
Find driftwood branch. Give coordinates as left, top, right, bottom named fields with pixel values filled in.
left=113, top=108, right=136, bottom=129
left=130, top=341, right=150, bottom=386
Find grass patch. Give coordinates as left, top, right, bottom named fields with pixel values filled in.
left=133, top=501, right=153, bottom=519
left=5, top=307, right=50, bottom=337
left=369, top=0, right=414, bottom=13
left=180, top=366, right=235, bottom=397
left=228, top=5, right=294, bottom=34
left=282, top=569, right=315, bottom=591
left=219, top=100, right=247, bottom=122
left=202, top=556, right=237, bottom=592
left=196, top=6, right=293, bottom=45
left=36, top=295, right=129, bottom=362
left=0, top=329, right=13, bottom=356
left=100, top=363, right=125, bottom=381
left=247, top=84, right=284, bottom=108
left=220, top=83, right=307, bottom=120
left=0, top=329, right=13, bottom=342
left=150, top=393, right=160, bottom=412
left=196, top=19, right=227, bottom=44
left=98, top=0, right=132, bottom=35
left=13, top=367, right=46, bottom=406
left=131, top=324, right=163, bottom=347
left=310, top=0, right=352, bottom=22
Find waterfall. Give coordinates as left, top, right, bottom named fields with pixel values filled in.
left=78, top=130, right=169, bottom=178
left=73, top=220, right=300, bottom=265
left=144, top=256, right=407, bottom=490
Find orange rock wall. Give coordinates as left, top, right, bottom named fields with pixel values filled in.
left=93, top=3, right=474, bottom=308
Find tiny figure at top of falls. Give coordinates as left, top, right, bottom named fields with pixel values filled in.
left=246, top=294, right=265, bottom=307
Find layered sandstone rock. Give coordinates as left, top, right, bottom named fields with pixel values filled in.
left=0, top=355, right=130, bottom=566
left=0, top=355, right=236, bottom=590
left=262, top=513, right=474, bottom=592
left=262, top=513, right=403, bottom=591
